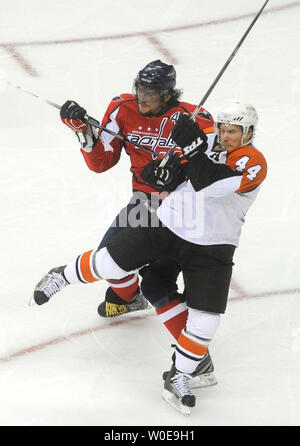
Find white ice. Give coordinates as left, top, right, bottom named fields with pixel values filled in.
left=0, top=0, right=300, bottom=426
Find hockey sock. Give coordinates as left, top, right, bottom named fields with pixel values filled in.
left=174, top=309, right=221, bottom=374
left=63, top=247, right=137, bottom=286
left=106, top=273, right=139, bottom=301
left=156, top=298, right=188, bottom=340
left=64, top=249, right=101, bottom=284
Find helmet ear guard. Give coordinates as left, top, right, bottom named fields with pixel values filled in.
left=216, top=102, right=258, bottom=144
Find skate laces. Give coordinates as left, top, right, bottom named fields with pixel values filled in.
left=171, top=373, right=193, bottom=396
left=40, top=272, right=67, bottom=298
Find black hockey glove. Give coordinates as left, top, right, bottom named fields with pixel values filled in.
left=60, top=100, right=86, bottom=120
left=141, top=154, right=186, bottom=192
left=60, top=100, right=87, bottom=132
left=171, top=114, right=208, bottom=160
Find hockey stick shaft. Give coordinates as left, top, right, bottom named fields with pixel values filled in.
left=190, top=0, right=269, bottom=120
left=159, top=0, right=269, bottom=167
left=5, top=80, right=158, bottom=157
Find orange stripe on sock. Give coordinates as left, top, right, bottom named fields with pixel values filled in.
left=80, top=250, right=98, bottom=283
left=178, top=331, right=208, bottom=356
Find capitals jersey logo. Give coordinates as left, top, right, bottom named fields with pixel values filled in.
left=127, top=117, right=175, bottom=155
left=82, top=93, right=215, bottom=193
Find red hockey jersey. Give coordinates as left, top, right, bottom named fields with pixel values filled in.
left=81, top=94, right=214, bottom=194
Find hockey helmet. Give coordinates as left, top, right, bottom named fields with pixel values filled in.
left=134, top=60, right=176, bottom=97
left=216, top=102, right=258, bottom=144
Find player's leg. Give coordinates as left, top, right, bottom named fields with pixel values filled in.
left=162, top=244, right=235, bottom=413
left=97, top=194, right=151, bottom=317
left=162, top=308, right=221, bottom=413
left=140, top=260, right=217, bottom=386
left=31, top=247, right=134, bottom=305
left=31, top=226, right=159, bottom=305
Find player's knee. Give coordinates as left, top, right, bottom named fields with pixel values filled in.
left=95, top=247, right=136, bottom=280
left=140, top=267, right=180, bottom=307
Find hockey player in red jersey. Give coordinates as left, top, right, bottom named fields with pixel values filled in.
left=32, top=101, right=267, bottom=414
left=59, top=59, right=215, bottom=321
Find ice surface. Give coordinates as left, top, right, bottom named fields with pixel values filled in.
left=0, top=0, right=300, bottom=426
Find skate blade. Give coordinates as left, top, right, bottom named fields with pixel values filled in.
left=28, top=296, right=36, bottom=307
left=190, top=372, right=218, bottom=389
left=162, top=389, right=191, bottom=415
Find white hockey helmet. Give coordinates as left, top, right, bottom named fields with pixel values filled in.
left=216, top=102, right=258, bottom=144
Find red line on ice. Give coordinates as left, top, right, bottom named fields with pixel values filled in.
left=144, top=33, right=178, bottom=65
left=3, top=45, right=38, bottom=77
left=0, top=2, right=299, bottom=48
left=1, top=0, right=299, bottom=361
left=0, top=1, right=299, bottom=72
left=0, top=312, right=155, bottom=364
left=230, top=278, right=247, bottom=298
left=0, top=287, right=299, bottom=364
left=229, top=287, right=300, bottom=302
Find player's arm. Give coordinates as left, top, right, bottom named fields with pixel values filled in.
left=225, top=148, right=267, bottom=194
left=171, top=114, right=267, bottom=196
left=170, top=114, right=241, bottom=192
left=140, top=110, right=217, bottom=191
left=60, top=99, right=123, bottom=173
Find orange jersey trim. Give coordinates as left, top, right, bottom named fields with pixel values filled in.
left=226, top=145, right=267, bottom=193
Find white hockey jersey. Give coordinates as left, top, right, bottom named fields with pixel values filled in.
left=157, top=141, right=267, bottom=247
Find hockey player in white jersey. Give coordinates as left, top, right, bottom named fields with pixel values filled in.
left=32, top=102, right=267, bottom=414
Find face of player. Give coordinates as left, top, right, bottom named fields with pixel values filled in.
left=219, top=124, right=252, bottom=151
left=136, top=85, right=169, bottom=116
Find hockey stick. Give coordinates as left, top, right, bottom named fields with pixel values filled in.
left=4, top=79, right=159, bottom=158
left=159, top=0, right=270, bottom=167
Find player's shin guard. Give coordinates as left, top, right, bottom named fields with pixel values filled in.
left=106, top=273, right=139, bottom=301
left=63, top=247, right=134, bottom=285
left=175, top=308, right=220, bottom=374
left=175, top=328, right=210, bottom=374
left=156, top=297, right=188, bottom=340
left=64, top=249, right=102, bottom=284
left=166, top=309, right=220, bottom=388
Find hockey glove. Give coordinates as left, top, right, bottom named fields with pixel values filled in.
left=60, top=100, right=87, bottom=132
left=171, top=114, right=208, bottom=160
left=141, top=154, right=186, bottom=192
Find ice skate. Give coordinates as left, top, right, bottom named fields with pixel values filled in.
left=30, top=266, right=69, bottom=306
left=97, top=287, right=149, bottom=317
left=162, top=350, right=217, bottom=389
left=162, top=365, right=195, bottom=415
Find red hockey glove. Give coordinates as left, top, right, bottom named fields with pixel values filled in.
left=60, top=100, right=87, bottom=132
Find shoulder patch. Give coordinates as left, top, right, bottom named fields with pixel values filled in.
left=197, top=110, right=213, bottom=121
